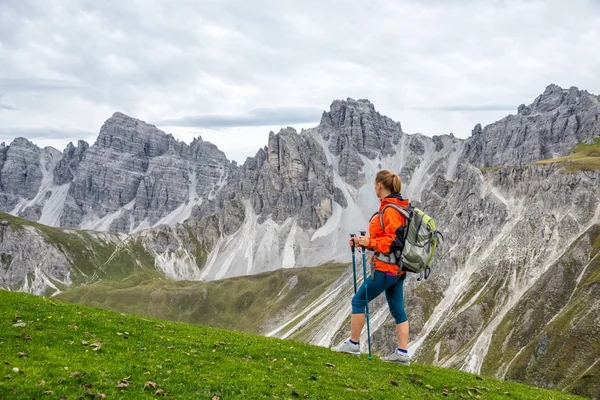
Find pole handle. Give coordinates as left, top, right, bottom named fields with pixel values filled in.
left=359, top=230, right=366, bottom=250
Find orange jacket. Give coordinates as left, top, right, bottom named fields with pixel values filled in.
left=366, top=194, right=410, bottom=275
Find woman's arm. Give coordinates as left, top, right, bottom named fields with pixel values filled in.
left=368, top=208, right=404, bottom=253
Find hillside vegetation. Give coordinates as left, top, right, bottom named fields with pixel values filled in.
left=0, top=291, right=583, bottom=399
left=536, top=137, right=600, bottom=171
left=0, top=212, right=163, bottom=294
left=56, top=263, right=349, bottom=334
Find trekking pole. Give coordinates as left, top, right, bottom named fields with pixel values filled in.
left=359, top=230, right=372, bottom=360
left=350, top=233, right=357, bottom=294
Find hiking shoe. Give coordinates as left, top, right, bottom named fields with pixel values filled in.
left=382, top=351, right=411, bottom=365
left=333, top=340, right=360, bottom=356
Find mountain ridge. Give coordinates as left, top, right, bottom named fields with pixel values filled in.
left=1, top=83, right=600, bottom=397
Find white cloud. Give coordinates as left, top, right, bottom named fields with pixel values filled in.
left=155, top=107, right=322, bottom=128
left=1, top=0, right=599, bottom=162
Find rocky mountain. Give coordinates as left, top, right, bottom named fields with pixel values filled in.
left=464, top=84, right=600, bottom=167
left=2, top=112, right=235, bottom=232
left=1, top=84, right=600, bottom=398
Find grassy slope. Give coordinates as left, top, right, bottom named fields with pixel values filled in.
left=0, top=212, right=162, bottom=291
left=1, top=209, right=349, bottom=340
left=536, top=137, right=600, bottom=171
left=56, top=263, right=349, bottom=335
left=0, top=291, right=582, bottom=400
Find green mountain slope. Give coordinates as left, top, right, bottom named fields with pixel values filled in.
left=56, top=263, right=349, bottom=334
left=0, top=291, right=581, bottom=399
left=536, top=137, right=600, bottom=171
left=0, top=212, right=164, bottom=295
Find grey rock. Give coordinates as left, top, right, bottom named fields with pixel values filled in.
left=59, top=112, right=235, bottom=230
left=471, top=123, right=483, bottom=136
left=0, top=138, right=43, bottom=210
left=319, top=98, right=403, bottom=185
left=432, top=136, right=445, bottom=152
left=223, top=127, right=339, bottom=230
left=0, top=223, right=73, bottom=295
left=2, top=84, right=598, bottom=235
left=464, top=84, right=600, bottom=167
left=0, top=141, right=63, bottom=223
left=53, top=140, right=89, bottom=185
left=409, top=137, right=426, bottom=155
left=18, top=203, right=43, bottom=221
left=333, top=187, right=347, bottom=208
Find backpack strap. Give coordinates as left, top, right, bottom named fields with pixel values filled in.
left=379, top=204, right=410, bottom=231
left=374, top=204, right=411, bottom=265
left=368, top=211, right=380, bottom=223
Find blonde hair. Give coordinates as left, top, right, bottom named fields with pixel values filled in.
left=375, top=170, right=401, bottom=194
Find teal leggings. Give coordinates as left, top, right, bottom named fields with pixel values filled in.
left=351, top=270, right=407, bottom=324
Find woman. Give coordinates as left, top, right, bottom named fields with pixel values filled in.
left=333, top=170, right=411, bottom=365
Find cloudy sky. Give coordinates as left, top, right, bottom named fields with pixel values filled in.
left=1, top=0, right=599, bottom=163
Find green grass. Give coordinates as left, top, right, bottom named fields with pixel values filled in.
left=0, top=212, right=162, bottom=290
left=411, top=282, right=444, bottom=325
left=0, top=291, right=582, bottom=399
left=592, top=233, right=600, bottom=259
left=536, top=137, right=600, bottom=172
left=56, top=263, right=348, bottom=335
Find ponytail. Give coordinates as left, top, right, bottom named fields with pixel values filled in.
left=392, top=174, right=401, bottom=194
left=375, top=170, right=402, bottom=194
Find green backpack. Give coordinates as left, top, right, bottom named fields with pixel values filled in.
left=375, top=204, right=442, bottom=280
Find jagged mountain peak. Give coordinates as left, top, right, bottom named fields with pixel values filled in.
left=471, top=123, right=483, bottom=136
left=103, top=111, right=167, bottom=136
left=7, top=136, right=39, bottom=148
left=62, top=139, right=89, bottom=152
left=268, top=126, right=298, bottom=139
left=2, top=83, right=599, bottom=233
left=464, top=84, right=600, bottom=167
left=190, top=136, right=204, bottom=144
left=316, top=97, right=408, bottom=186
left=320, top=97, right=401, bottom=133
left=330, top=97, right=376, bottom=111
left=108, top=111, right=149, bottom=124
left=97, top=112, right=231, bottom=164
left=516, top=83, right=598, bottom=116
left=96, top=111, right=178, bottom=155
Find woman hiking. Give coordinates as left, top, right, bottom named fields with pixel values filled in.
left=333, top=170, right=411, bottom=365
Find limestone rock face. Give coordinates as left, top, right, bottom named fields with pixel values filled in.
left=0, top=138, right=44, bottom=211
left=0, top=139, right=65, bottom=223
left=463, top=84, right=600, bottom=167
left=58, top=112, right=235, bottom=231
left=0, top=221, right=72, bottom=295
left=53, top=140, right=89, bottom=186
left=318, top=98, right=402, bottom=185
left=240, top=127, right=339, bottom=229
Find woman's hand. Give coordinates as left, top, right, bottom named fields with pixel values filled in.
left=357, top=234, right=370, bottom=247
left=349, top=235, right=370, bottom=247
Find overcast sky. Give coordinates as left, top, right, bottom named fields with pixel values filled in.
left=1, top=0, right=599, bottom=163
